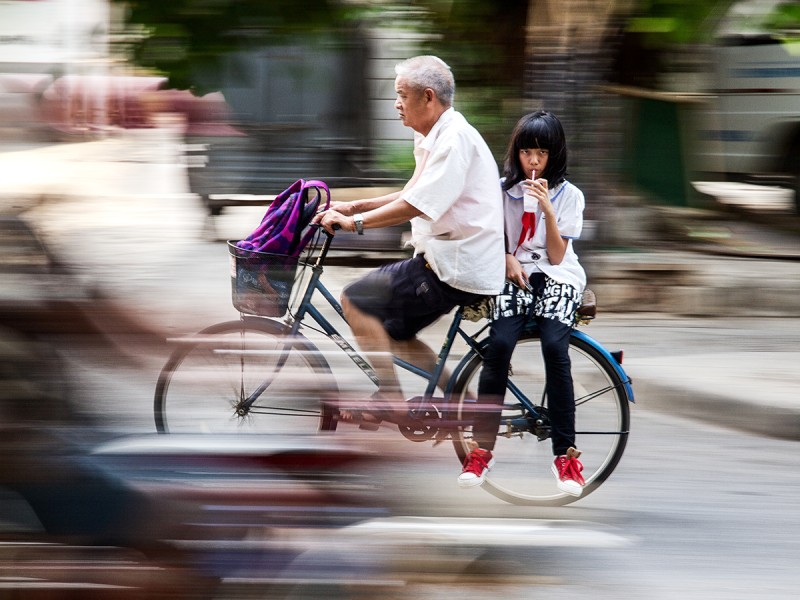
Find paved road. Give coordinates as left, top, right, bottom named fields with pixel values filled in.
left=56, top=332, right=800, bottom=599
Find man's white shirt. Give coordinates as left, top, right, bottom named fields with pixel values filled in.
left=402, top=108, right=506, bottom=296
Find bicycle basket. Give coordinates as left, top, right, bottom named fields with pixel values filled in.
left=228, top=241, right=299, bottom=316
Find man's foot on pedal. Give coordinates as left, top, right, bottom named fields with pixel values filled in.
left=458, top=440, right=494, bottom=488
left=551, top=447, right=585, bottom=497
left=335, top=407, right=378, bottom=430
left=334, top=391, right=410, bottom=431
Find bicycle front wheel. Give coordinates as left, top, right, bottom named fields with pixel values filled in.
left=154, top=317, right=337, bottom=434
left=452, top=329, right=630, bottom=506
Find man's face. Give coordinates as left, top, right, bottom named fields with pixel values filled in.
left=394, top=76, right=431, bottom=134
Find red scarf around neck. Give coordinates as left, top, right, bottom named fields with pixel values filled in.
left=514, top=211, right=536, bottom=254
left=512, top=180, right=566, bottom=255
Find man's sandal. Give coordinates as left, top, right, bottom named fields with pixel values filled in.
left=337, top=403, right=413, bottom=431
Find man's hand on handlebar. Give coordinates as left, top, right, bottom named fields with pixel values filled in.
left=328, top=200, right=356, bottom=217
left=313, top=207, right=355, bottom=235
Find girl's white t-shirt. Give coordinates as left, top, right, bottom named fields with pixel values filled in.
left=502, top=179, right=587, bottom=292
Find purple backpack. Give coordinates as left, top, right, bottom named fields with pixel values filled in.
left=236, top=179, right=330, bottom=257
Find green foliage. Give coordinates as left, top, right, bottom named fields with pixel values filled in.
left=415, top=0, right=528, bottom=164
left=374, top=142, right=415, bottom=179
left=764, top=2, right=800, bottom=36
left=113, top=0, right=359, bottom=93
left=626, top=0, right=738, bottom=46
left=419, top=0, right=528, bottom=89
left=454, top=86, right=524, bottom=164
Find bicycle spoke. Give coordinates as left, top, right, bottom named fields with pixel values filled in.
left=575, top=380, right=629, bottom=406
left=246, top=406, right=322, bottom=417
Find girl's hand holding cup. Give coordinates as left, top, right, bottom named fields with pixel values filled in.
left=523, top=172, right=548, bottom=212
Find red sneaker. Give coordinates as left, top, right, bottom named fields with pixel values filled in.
left=458, top=443, right=495, bottom=488
left=552, top=447, right=585, bottom=497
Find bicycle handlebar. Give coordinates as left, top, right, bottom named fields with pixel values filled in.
left=309, top=222, right=339, bottom=233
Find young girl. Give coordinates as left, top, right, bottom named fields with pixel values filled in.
left=458, top=111, right=587, bottom=496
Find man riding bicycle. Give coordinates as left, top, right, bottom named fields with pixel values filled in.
left=315, top=55, right=505, bottom=428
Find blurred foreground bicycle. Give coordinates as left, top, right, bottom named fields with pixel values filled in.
left=154, top=226, right=634, bottom=506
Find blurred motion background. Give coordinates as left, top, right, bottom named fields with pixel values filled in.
left=2, top=0, right=799, bottom=212
left=0, top=0, right=799, bottom=598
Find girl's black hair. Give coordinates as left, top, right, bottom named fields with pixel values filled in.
left=501, top=110, right=568, bottom=191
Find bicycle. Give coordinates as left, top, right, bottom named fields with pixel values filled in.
left=154, top=227, right=634, bottom=506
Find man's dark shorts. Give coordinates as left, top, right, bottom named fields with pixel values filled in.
left=343, top=255, right=484, bottom=341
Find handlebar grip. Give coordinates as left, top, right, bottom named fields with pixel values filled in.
left=311, top=221, right=336, bottom=238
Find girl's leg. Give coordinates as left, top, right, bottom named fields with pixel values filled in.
left=537, top=316, right=575, bottom=456
left=473, top=314, right=526, bottom=451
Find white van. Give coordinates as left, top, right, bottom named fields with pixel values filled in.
left=697, top=0, right=800, bottom=213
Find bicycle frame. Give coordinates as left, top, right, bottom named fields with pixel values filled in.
left=241, top=229, right=633, bottom=429
left=280, top=231, right=484, bottom=407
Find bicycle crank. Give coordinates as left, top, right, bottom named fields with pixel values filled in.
left=398, top=402, right=441, bottom=442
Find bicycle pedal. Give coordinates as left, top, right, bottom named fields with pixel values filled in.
left=406, top=395, right=445, bottom=405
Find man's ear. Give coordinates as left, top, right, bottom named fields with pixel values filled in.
left=424, top=88, right=435, bottom=104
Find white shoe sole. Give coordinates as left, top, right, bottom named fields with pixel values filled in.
left=458, top=457, right=495, bottom=488
left=551, top=463, right=583, bottom=497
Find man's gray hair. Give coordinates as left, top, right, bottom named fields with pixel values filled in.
left=395, top=55, right=455, bottom=106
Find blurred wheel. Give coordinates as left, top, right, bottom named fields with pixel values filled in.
left=451, top=330, right=630, bottom=506
left=154, top=317, right=337, bottom=434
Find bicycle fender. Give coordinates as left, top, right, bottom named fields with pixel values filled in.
left=445, top=330, right=634, bottom=404
left=570, top=329, right=635, bottom=403
left=445, top=347, right=484, bottom=395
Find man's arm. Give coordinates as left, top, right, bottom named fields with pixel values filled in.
left=317, top=197, right=422, bottom=234
left=330, top=191, right=403, bottom=217
left=361, top=197, right=423, bottom=229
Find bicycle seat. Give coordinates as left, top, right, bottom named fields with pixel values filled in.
left=576, top=288, right=596, bottom=323
left=460, top=297, right=494, bottom=322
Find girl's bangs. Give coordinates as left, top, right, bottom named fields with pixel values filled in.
left=516, top=119, right=556, bottom=151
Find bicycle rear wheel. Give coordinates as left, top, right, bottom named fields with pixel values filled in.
left=451, top=329, right=630, bottom=506
left=154, top=317, right=337, bottom=434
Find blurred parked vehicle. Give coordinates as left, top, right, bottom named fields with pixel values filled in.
left=698, top=0, right=800, bottom=213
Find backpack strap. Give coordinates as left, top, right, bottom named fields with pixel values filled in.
left=292, top=180, right=331, bottom=256
left=300, top=180, right=331, bottom=223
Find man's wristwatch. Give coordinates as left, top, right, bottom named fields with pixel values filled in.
left=353, top=213, right=364, bottom=235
